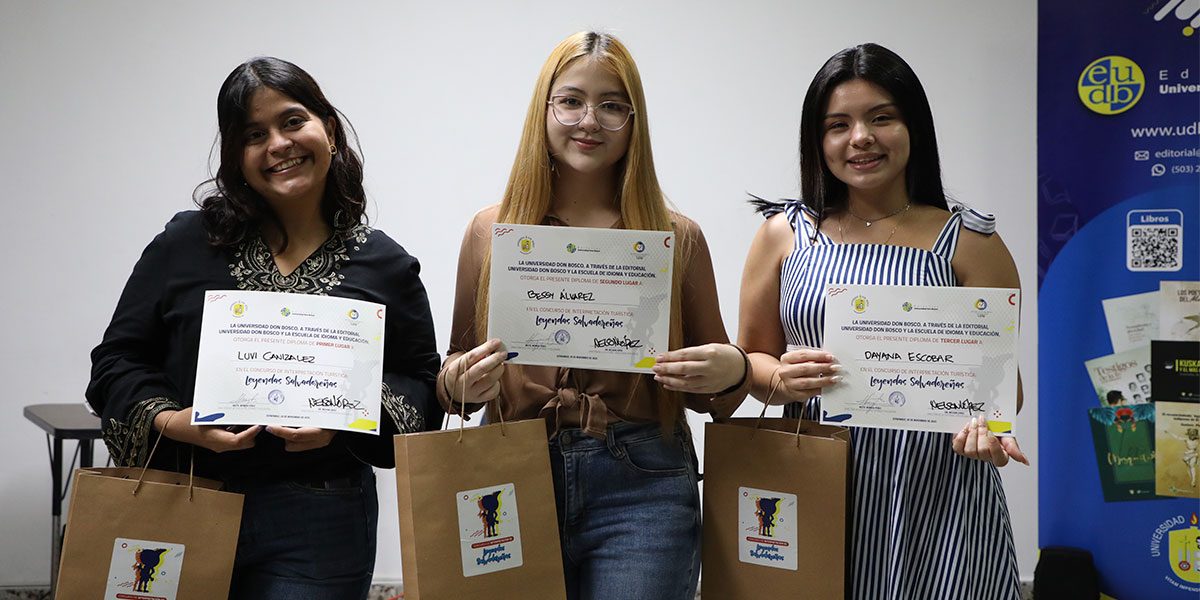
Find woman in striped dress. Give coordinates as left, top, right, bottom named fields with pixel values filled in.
left=738, top=43, right=1026, bottom=599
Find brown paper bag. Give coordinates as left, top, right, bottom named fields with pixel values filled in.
left=394, top=417, right=567, bottom=600
left=54, top=465, right=243, bottom=599
left=702, top=416, right=851, bottom=599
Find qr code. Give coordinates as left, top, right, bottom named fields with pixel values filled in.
left=1127, top=225, right=1182, bottom=271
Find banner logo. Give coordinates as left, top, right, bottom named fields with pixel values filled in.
left=518, top=236, right=534, bottom=254
left=1078, top=56, right=1144, bottom=114
left=1152, top=512, right=1200, bottom=589
left=231, top=301, right=246, bottom=317
left=1154, top=0, right=1199, bottom=37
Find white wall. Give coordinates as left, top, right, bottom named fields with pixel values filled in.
left=0, top=0, right=1038, bottom=586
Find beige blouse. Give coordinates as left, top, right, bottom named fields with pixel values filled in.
left=437, top=204, right=749, bottom=438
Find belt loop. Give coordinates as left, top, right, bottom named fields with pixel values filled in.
left=606, top=424, right=624, bottom=458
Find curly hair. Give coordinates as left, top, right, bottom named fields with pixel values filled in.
left=193, top=57, right=366, bottom=250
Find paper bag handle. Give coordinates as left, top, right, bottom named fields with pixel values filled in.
left=454, top=364, right=508, bottom=443
left=752, top=366, right=808, bottom=447
left=133, top=409, right=197, bottom=500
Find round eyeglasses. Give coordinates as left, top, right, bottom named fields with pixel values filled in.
left=547, top=95, right=636, bottom=131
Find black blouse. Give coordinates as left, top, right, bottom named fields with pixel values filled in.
left=87, top=211, right=441, bottom=481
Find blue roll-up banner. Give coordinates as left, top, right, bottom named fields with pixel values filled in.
left=1038, top=1, right=1200, bottom=598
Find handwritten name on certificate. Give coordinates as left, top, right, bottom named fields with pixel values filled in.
left=192, top=290, right=385, bottom=434
left=820, top=284, right=1020, bottom=435
left=488, top=223, right=674, bottom=373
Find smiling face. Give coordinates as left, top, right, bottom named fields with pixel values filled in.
left=545, top=59, right=633, bottom=178
left=240, top=87, right=334, bottom=213
left=821, top=78, right=910, bottom=204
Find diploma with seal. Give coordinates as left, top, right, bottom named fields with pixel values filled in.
left=487, top=223, right=674, bottom=373
left=818, top=284, right=1020, bottom=435
left=192, top=290, right=385, bottom=433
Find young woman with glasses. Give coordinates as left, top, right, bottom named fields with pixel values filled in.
left=738, top=43, right=1025, bottom=598
left=438, top=31, right=749, bottom=599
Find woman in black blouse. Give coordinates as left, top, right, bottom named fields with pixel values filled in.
left=86, top=57, right=441, bottom=599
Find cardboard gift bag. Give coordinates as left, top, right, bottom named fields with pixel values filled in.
left=702, top=414, right=851, bottom=599
left=54, top=464, right=244, bottom=599
left=394, top=416, right=566, bottom=600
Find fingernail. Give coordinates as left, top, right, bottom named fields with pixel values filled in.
left=970, top=417, right=977, bottom=427
left=828, top=375, right=843, bottom=383
left=505, top=352, right=519, bottom=360
left=829, top=364, right=843, bottom=372
left=264, top=426, right=273, bottom=433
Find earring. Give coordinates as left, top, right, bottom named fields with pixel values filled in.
left=332, top=209, right=351, bottom=229
left=329, top=143, right=337, bottom=155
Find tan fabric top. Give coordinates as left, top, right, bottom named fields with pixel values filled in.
left=437, top=204, right=748, bottom=438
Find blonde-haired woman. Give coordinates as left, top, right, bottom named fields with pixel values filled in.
left=439, top=32, right=748, bottom=598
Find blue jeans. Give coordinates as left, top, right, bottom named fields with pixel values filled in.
left=550, top=422, right=701, bottom=600
left=224, top=465, right=377, bottom=599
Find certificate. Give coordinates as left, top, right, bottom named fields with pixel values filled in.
left=487, top=223, right=673, bottom=373
left=192, top=290, right=385, bottom=433
left=819, top=284, right=1020, bottom=435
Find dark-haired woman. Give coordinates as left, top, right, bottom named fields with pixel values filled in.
left=739, top=43, right=1024, bottom=599
left=87, top=57, right=441, bottom=599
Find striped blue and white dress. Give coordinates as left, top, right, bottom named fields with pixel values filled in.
left=772, top=201, right=1020, bottom=600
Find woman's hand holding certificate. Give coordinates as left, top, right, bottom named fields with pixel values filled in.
left=819, top=284, right=1021, bottom=435
left=192, top=290, right=387, bottom=434
left=488, top=224, right=674, bottom=373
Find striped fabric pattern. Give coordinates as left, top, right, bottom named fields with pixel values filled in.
left=775, top=201, right=1020, bottom=600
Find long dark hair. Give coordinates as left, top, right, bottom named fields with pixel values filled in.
left=753, top=43, right=947, bottom=236
left=194, top=57, right=366, bottom=250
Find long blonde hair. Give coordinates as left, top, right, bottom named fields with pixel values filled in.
left=477, top=31, right=689, bottom=430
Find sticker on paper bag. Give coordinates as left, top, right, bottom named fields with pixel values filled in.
left=457, top=483, right=523, bottom=577
left=738, top=486, right=798, bottom=570
left=105, top=537, right=186, bottom=599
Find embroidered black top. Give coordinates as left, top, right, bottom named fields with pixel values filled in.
left=86, top=211, right=441, bottom=481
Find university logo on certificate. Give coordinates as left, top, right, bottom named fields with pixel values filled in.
left=192, top=290, right=385, bottom=433
left=820, top=284, right=1020, bottom=435
left=487, top=223, right=674, bottom=373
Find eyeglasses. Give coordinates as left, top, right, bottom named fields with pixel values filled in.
left=547, top=95, right=636, bottom=131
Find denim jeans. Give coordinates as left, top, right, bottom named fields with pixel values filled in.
left=224, top=465, right=377, bottom=600
left=550, top=422, right=701, bottom=600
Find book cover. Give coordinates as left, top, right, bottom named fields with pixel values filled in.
left=1087, top=404, right=1161, bottom=502
left=1151, top=340, right=1200, bottom=403
left=1085, top=347, right=1152, bottom=406
left=1102, top=290, right=1158, bottom=352
left=1154, top=401, right=1200, bottom=498
left=1159, top=281, right=1200, bottom=342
